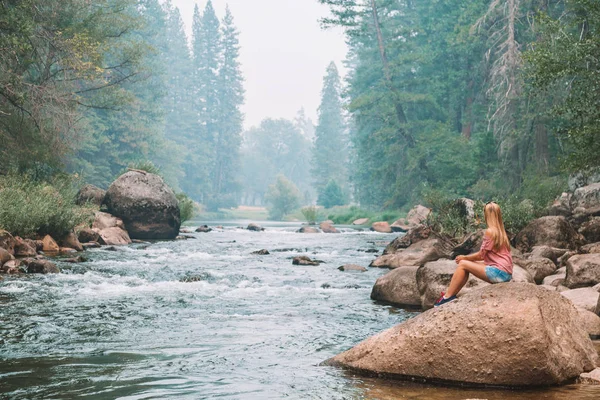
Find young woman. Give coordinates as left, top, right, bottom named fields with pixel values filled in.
left=434, top=201, right=513, bottom=307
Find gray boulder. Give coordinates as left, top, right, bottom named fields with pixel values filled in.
left=324, top=284, right=598, bottom=387
left=514, top=216, right=581, bottom=252
left=92, top=212, right=131, bottom=246
left=571, top=182, right=600, bottom=212
left=580, top=218, right=600, bottom=243
left=370, top=266, right=421, bottom=307
left=384, top=225, right=433, bottom=255
left=76, top=184, right=106, bottom=206
left=103, top=171, right=180, bottom=240
left=516, top=257, right=557, bottom=284
left=561, top=288, right=600, bottom=313
left=564, top=254, right=600, bottom=289
left=370, top=238, right=453, bottom=269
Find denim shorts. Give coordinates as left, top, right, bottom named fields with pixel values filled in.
left=485, top=266, right=512, bottom=283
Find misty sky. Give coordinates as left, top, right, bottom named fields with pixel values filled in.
left=169, top=0, right=348, bottom=129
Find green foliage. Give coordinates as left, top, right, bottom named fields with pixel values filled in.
left=422, top=189, right=479, bottom=238
left=176, top=193, right=197, bottom=223
left=301, top=206, right=320, bottom=225
left=318, top=180, right=346, bottom=209
left=0, top=174, right=94, bottom=238
left=126, top=160, right=162, bottom=175
left=265, top=175, right=302, bottom=220
left=325, top=206, right=404, bottom=225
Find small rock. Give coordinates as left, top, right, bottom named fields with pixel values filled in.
left=578, top=309, right=600, bottom=339
left=27, top=259, right=60, bottom=274
left=195, top=225, right=212, bottom=233
left=320, top=222, right=339, bottom=234
left=76, top=184, right=106, bottom=206
left=62, top=256, right=87, bottom=263
left=1, top=259, right=23, bottom=274
left=297, top=226, right=320, bottom=233
left=510, top=265, right=535, bottom=283
left=293, top=256, right=320, bottom=266
left=58, top=231, right=83, bottom=252
left=543, top=272, right=566, bottom=287
left=580, top=217, right=600, bottom=243
left=77, top=228, right=101, bottom=244
left=252, top=249, right=270, bottom=255
left=371, top=221, right=392, bottom=233
left=352, top=218, right=369, bottom=225
left=578, top=368, right=600, bottom=385
left=247, top=223, right=264, bottom=232
left=81, top=242, right=101, bottom=249
left=338, top=264, right=367, bottom=272
left=371, top=266, right=420, bottom=307
left=104, top=246, right=119, bottom=251
left=0, top=230, right=16, bottom=255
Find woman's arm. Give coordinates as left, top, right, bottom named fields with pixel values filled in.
left=455, top=251, right=483, bottom=263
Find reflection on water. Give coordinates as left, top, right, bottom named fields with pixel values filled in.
left=0, top=221, right=598, bottom=399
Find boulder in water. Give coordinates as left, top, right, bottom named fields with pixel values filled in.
left=247, top=223, right=264, bottom=232
left=26, top=259, right=59, bottom=274
left=195, top=225, right=212, bottom=233
left=252, top=249, right=270, bottom=255
left=0, top=247, right=13, bottom=266
left=323, top=284, right=598, bottom=387
left=339, top=264, right=367, bottom=272
left=297, top=226, right=319, bottom=233
left=103, top=171, right=180, bottom=240
left=320, top=222, right=339, bottom=234
left=371, top=222, right=392, bottom=233
left=370, top=266, right=421, bottom=307
left=292, top=256, right=320, bottom=266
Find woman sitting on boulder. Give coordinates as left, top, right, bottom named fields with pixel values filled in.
left=434, top=201, right=513, bottom=307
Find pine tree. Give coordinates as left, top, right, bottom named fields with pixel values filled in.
left=312, top=62, right=347, bottom=201
left=210, top=5, right=245, bottom=209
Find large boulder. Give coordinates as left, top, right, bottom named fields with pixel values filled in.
left=391, top=205, right=431, bottom=232
left=371, top=222, right=392, bottom=233
left=323, top=284, right=598, bottom=387
left=58, top=232, right=83, bottom=252
left=77, top=228, right=101, bottom=244
left=527, top=246, right=569, bottom=264
left=514, top=216, right=581, bottom=252
left=13, top=237, right=36, bottom=257
left=103, top=171, right=181, bottom=240
left=548, top=192, right=573, bottom=217
left=92, top=212, right=131, bottom=246
left=384, top=225, right=433, bottom=255
left=370, top=267, right=421, bottom=307
left=516, top=257, right=557, bottom=284
left=370, top=238, right=452, bottom=269
left=452, top=230, right=484, bottom=258
left=416, top=260, right=489, bottom=309
left=320, top=222, right=339, bottom=234
left=510, top=265, right=535, bottom=284
left=571, top=182, right=600, bottom=213
left=26, top=259, right=60, bottom=274
left=75, top=184, right=105, bottom=206
left=42, top=235, right=59, bottom=253
left=564, top=254, right=600, bottom=289
left=561, top=288, right=600, bottom=313
left=580, top=218, right=600, bottom=243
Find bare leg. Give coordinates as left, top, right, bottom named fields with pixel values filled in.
left=445, top=260, right=490, bottom=298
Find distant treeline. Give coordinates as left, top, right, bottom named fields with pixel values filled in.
left=319, top=0, right=600, bottom=209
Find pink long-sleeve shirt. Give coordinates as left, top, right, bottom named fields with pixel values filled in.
left=480, top=235, right=513, bottom=274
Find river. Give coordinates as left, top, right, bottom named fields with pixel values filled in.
left=1, top=221, right=599, bottom=399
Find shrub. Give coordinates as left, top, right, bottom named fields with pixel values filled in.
left=318, top=180, right=346, bottom=208
left=0, top=174, right=95, bottom=238
left=265, top=175, right=302, bottom=220
left=126, top=160, right=161, bottom=175
left=176, top=193, right=197, bottom=223
left=301, top=206, right=320, bottom=225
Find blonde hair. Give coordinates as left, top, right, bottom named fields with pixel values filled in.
left=484, top=202, right=510, bottom=251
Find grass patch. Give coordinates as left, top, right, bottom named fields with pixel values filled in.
left=325, top=206, right=405, bottom=225
left=0, top=173, right=96, bottom=238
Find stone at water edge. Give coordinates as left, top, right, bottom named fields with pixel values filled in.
left=78, top=228, right=100, bottom=244
left=292, top=256, right=320, bottom=266
left=247, top=223, right=264, bottom=232
left=297, top=226, right=319, bottom=234
left=0, top=230, right=16, bottom=255
left=195, top=225, right=212, bottom=233
left=352, top=218, right=369, bottom=225
left=578, top=368, right=600, bottom=385
left=320, top=222, right=339, bottom=234
left=371, top=222, right=392, bottom=233
left=252, top=249, right=270, bottom=255
left=384, top=225, right=433, bottom=255
left=370, top=266, right=421, bottom=307
left=103, top=170, right=181, bottom=240
left=26, top=259, right=59, bottom=274
left=0, top=247, right=13, bottom=266
left=13, top=237, right=36, bottom=257
left=323, top=283, right=598, bottom=387
left=58, top=232, right=83, bottom=252
left=338, top=264, right=367, bottom=272
left=92, top=212, right=131, bottom=246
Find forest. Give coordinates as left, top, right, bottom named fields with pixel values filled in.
left=1, top=0, right=599, bottom=228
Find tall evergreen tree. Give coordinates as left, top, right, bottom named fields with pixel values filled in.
left=312, top=62, right=347, bottom=202
left=210, top=5, right=245, bottom=209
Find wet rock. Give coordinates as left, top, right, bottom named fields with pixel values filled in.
left=195, top=225, right=212, bottom=233
left=81, top=242, right=101, bottom=249
left=0, top=230, right=16, bottom=255
left=104, top=246, right=119, bottom=251
left=320, top=222, right=339, bottom=234
left=516, top=257, right=557, bottom=284
left=27, top=259, right=60, bottom=274
left=371, top=222, right=392, bottom=233
left=359, top=248, right=379, bottom=253
left=578, top=309, right=600, bottom=339
left=176, top=235, right=194, bottom=240
left=62, top=256, right=87, bottom=263
left=323, top=284, right=598, bottom=387
left=247, top=223, right=264, bottom=232
left=338, top=264, right=367, bottom=272
left=58, top=231, right=83, bottom=252
left=13, top=237, right=37, bottom=257
left=292, top=256, right=320, bottom=266
left=1, top=259, right=24, bottom=274
left=77, top=228, right=101, bottom=244
left=384, top=225, right=433, bottom=255
left=564, top=254, right=600, bottom=288
left=452, top=230, right=484, bottom=258
left=92, top=212, right=131, bottom=246
left=103, top=170, right=180, bottom=240
left=580, top=218, right=600, bottom=243
left=59, top=247, right=77, bottom=253
left=352, top=218, right=369, bottom=225
left=514, top=216, right=582, bottom=252
left=416, top=259, right=490, bottom=309
left=297, top=226, right=319, bottom=233
left=76, top=184, right=106, bottom=206
left=371, top=238, right=453, bottom=269
left=561, top=288, right=600, bottom=313
left=582, top=243, right=600, bottom=254
left=0, top=247, right=13, bottom=266
left=252, top=249, right=270, bottom=255
left=371, top=266, right=420, bottom=307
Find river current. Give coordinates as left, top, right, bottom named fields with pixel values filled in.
left=1, top=221, right=599, bottom=399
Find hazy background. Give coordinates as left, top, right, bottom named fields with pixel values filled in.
left=170, top=0, right=348, bottom=129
